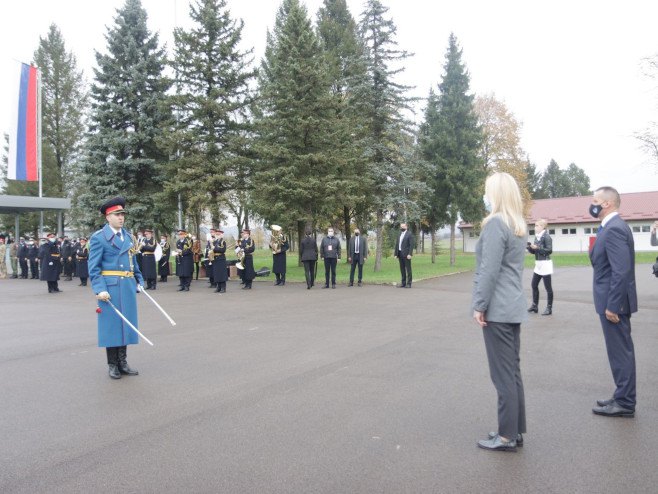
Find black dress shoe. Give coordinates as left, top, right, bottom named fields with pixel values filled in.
left=398, top=284, right=406, bottom=288
left=349, top=283, right=353, bottom=287
left=177, top=286, right=185, bottom=291
left=108, top=365, right=121, bottom=379
left=528, top=304, right=538, bottom=313
left=592, top=402, right=634, bottom=417
left=322, top=285, right=329, bottom=289
left=488, top=431, right=523, bottom=447
left=332, top=285, right=336, bottom=289
left=596, top=398, right=615, bottom=407
left=405, top=284, right=411, bottom=288
left=119, top=363, right=139, bottom=376
left=541, top=306, right=552, bottom=315
left=477, top=434, right=516, bottom=452
left=184, top=286, right=190, bottom=291
left=358, top=282, right=362, bottom=287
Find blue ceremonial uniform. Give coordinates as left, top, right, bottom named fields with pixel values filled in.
left=89, top=225, right=144, bottom=348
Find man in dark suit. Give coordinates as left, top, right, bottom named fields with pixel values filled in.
left=348, top=228, right=368, bottom=287
left=589, top=186, right=638, bottom=417
left=394, top=223, right=414, bottom=288
left=300, top=229, right=318, bottom=289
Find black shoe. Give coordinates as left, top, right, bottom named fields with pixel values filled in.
left=215, top=288, right=221, bottom=293
left=54, top=288, right=62, bottom=292
left=596, top=398, right=615, bottom=407
left=118, top=362, right=139, bottom=376
left=358, top=282, right=362, bottom=287
left=185, top=286, right=190, bottom=291
left=220, top=288, right=226, bottom=293
left=398, top=284, right=406, bottom=288
left=477, top=434, right=516, bottom=452
left=541, top=306, right=552, bottom=315
left=592, top=402, right=634, bottom=417
left=528, top=304, right=538, bottom=313
left=242, top=285, right=251, bottom=290
left=406, top=284, right=411, bottom=288
left=332, top=285, right=336, bottom=289
left=488, top=431, right=523, bottom=447
left=177, top=286, right=185, bottom=291
left=274, top=280, right=281, bottom=286
left=307, top=285, right=311, bottom=290
left=349, top=283, right=353, bottom=287
left=78, top=283, right=84, bottom=286
left=48, top=288, right=53, bottom=293
left=108, top=364, right=121, bottom=379
left=322, top=285, right=329, bottom=289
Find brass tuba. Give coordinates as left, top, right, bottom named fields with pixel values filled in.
left=270, top=225, right=284, bottom=253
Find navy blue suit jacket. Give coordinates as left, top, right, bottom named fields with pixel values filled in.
left=589, top=214, right=637, bottom=315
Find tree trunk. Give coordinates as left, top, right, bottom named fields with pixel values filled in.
left=421, top=231, right=425, bottom=254
left=450, top=222, right=456, bottom=266
left=374, top=209, right=384, bottom=272
left=431, top=225, right=436, bottom=264
left=297, top=220, right=305, bottom=267
left=343, top=205, right=351, bottom=264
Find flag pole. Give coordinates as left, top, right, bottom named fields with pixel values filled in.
left=37, top=66, right=44, bottom=237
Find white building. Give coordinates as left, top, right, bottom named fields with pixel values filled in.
left=460, top=191, right=658, bottom=253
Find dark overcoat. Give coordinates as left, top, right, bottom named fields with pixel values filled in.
left=89, top=225, right=144, bottom=348
left=176, top=237, right=193, bottom=277
left=272, top=238, right=289, bottom=274
left=241, top=237, right=256, bottom=280
left=41, top=241, right=62, bottom=282
left=213, top=238, right=228, bottom=282
left=140, top=237, right=157, bottom=279
left=75, top=246, right=89, bottom=278
left=158, top=241, right=171, bottom=276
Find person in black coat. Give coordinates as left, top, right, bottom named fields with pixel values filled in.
left=240, top=228, right=256, bottom=289
left=17, top=238, right=29, bottom=279
left=527, top=218, right=554, bottom=315
left=212, top=228, right=228, bottom=293
left=140, top=229, right=158, bottom=290
left=205, top=230, right=216, bottom=288
left=348, top=228, right=368, bottom=287
left=176, top=230, right=193, bottom=291
left=27, top=238, right=39, bottom=279
left=75, top=237, right=89, bottom=286
left=42, top=232, right=62, bottom=293
left=394, top=223, right=414, bottom=288
left=300, top=229, right=318, bottom=289
left=61, top=237, right=74, bottom=281
left=271, top=230, right=290, bottom=286
left=158, top=234, right=171, bottom=282
left=320, top=227, right=341, bottom=289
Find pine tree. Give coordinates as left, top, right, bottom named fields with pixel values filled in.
left=252, top=0, right=342, bottom=251
left=357, top=0, right=416, bottom=271
left=74, top=0, right=172, bottom=233
left=166, top=0, right=256, bottom=231
left=419, top=33, right=484, bottom=266
left=317, top=0, right=371, bottom=245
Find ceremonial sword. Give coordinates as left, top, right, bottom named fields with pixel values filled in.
left=104, top=299, right=154, bottom=346
left=138, top=285, right=177, bottom=326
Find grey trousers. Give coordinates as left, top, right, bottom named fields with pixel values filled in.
left=482, top=322, right=526, bottom=439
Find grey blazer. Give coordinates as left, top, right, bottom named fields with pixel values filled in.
left=472, top=216, right=527, bottom=324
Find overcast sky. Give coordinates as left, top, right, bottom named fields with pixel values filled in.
left=1, top=0, right=657, bottom=193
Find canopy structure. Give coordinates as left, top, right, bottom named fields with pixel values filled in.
left=0, top=194, right=71, bottom=239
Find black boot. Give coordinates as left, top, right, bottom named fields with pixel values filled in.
left=542, top=292, right=553, bottom=315
left=528, top=304, right=538, bottom=313
left=118, top=346, right=138, bottom=375
left=106, top=347, right=121, bottom=379
left=528, top=290, right=539, bottom=313
left=219, top=282, right=226, bottom=293
left=274, top=274, right=281, bottom=286
left=281, top=275, right=285, bottom=286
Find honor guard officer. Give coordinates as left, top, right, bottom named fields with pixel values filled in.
left=240, top=228, right=256, bottom=289
left=61, top=236, right=74, bottom=281
left=88, top=197, right=144, bottom=380
left=140, top=228, right=158, bottom=290
left=75, top=238, right=89, bottom=286
left=158, top=234, right=171, bottom=282
left=206, top=229, right=216, bottom=288
left=27, top=238, right=39, bottom=279
left=17, top=237, right=29, bottom=279
left=176, top=229, right=193, bottom=291
left=42, top=232, right=62, bottom=293
left=213, top=228, right=228, bottom=293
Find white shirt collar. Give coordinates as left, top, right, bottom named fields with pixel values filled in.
left=601, top=211, right=619, bottom=228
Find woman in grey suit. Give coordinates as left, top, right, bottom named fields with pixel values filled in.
left=472, top=172, right=528, bottom=452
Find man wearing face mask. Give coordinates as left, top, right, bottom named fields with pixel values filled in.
left=348, top=228, right=368, bottom=287
left=42, top=232, right=62, bottom=293
left=394, top=223, right=414, bottom=288
left=320, top=227, right=341, bottom=289
left=589, top=186, right=638, bottom=418
left=27, top=238, right=39, bottom=279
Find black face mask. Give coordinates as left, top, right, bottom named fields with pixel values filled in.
left=589, top=203, right=603, bottom=218
left=354, top=232, right=360, bottom=236
left=400, top=228, right=406, bottom=232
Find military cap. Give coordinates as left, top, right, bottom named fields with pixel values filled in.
left=242, top=228, right=251, bottom=234
left=46, top=232, right=56, bottom=238
left=99, top=197, right=128, bottom=215
left=177, top=229, right=187, bottom=234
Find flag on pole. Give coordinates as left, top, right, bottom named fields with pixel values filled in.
left=8, top=62, right=39, bottom=181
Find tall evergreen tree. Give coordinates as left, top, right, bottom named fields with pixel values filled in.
left=358, top=0, right=416, bottom=271
left=166, top=0, right=256, bottom=231
left=317, top=0, right=371, bottom=245
left=252, top=0, right=343, bottom=253
left=74, top=0, right=172, bottom=233
left=540, top=159, right=567, bottom=199
left=419, top=34, right=484, bottom=266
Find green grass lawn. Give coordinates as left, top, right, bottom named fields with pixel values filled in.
left=174, top=248, right=656, bottom=285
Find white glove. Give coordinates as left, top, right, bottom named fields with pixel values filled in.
left=96, top=291, right=111, bottom=301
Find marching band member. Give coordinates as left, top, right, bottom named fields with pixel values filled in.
left=158, top=234, right=171, bottom=282
left=213, top=228, right=228, bottom=293
left=75, top=237, right=89, bottom=286
left=88, top=197, right=144, bottom=379
left=42, top=232, right=62, bottom=293
left=192, top=236, right=202, bottom=281
left=206, top=229, right=216, bottom=288
left=176, top=230, right=193, bottom=291
left=271, top=228, right=290, bottom=286
left=140, top=228, right=158, bottom=290
left=240, top=228, right=256, bottom=289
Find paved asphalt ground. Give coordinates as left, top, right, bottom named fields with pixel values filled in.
left=1, top=265, right=658, bottom=494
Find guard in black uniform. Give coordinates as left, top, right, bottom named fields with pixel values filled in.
left=17, top=237, right=29, bottom=279
left=176, top=229, right=193, bottom=291
left=205, top=229, right=216, bottom=288
left=75, top=237, right=89, bottom=286
left=240, top=228, right=256, bottom=289
left=140, top=229, right=158, bottom=290
left=42, top=232, right=62, bottom=293
left=271, top=230, right=290, bottom=286
left=159, top=234, right=171, bottom=282
left=213, top=228, right=228, bottom=293
left=27, top=238, right=39, bottom=279
left=61, top=236, right=74, bottom=281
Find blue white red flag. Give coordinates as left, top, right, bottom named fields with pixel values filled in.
left=8, top=62, right=39, bottom=181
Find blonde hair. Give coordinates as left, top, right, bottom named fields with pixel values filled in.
left=482, top=172, right=527, bottom=237
left=535, top=218, right=548, bottom=230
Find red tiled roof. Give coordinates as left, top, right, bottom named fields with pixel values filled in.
left=460, top=191, right=658, bottom=228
